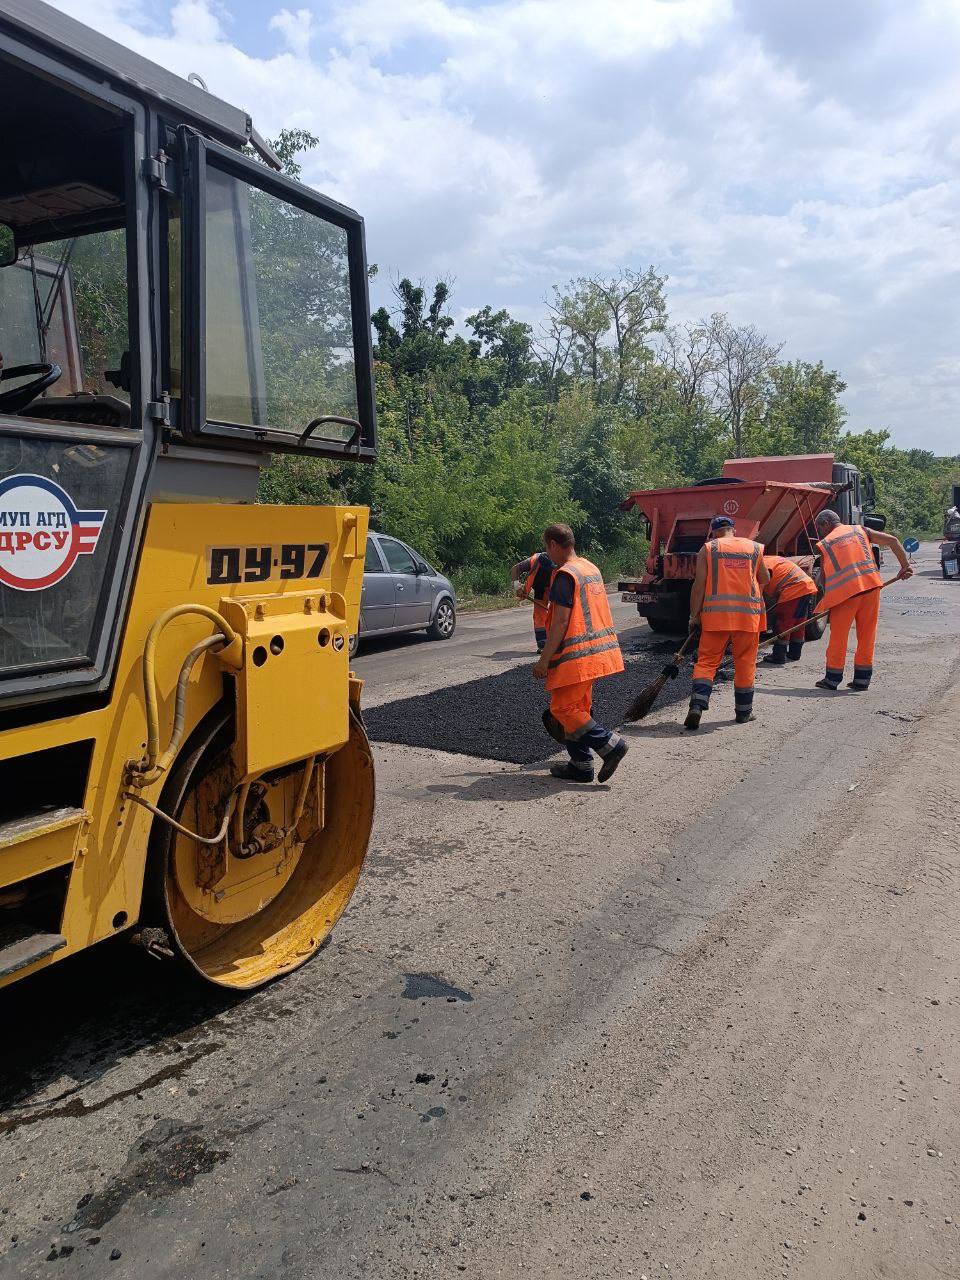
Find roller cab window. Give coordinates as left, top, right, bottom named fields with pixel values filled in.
left=0, top=47, right=142, bottom=693
left=177, top=135, right=376, bottom=459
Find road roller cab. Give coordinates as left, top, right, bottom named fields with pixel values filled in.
left=0, top=0, right=378, bottom=989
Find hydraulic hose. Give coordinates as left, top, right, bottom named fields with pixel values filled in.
left=132, top=604, right=239, bottom=787
left=124, top=787, right=238, bottom=846
left=234, top=756, right=318, bottom=858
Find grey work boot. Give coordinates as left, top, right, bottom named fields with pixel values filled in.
left=597, top=738, right=628, bottom=783
left=549, top=761, right=594, bottom=783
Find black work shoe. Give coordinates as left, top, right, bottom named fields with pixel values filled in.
left=597, top=739, right=628, bottom=783
left=815, top=679, right=840, bottom=691
left=762, top=654, right=786, bottom=665
left=541, top=709, right=566, bottom=744
left=846, top=680, right=870, bottom=692
left=684, top=708, right=702, bottom=731
left=735, top=710, right=755, bottom=724
left=549, top=762, right=594, bottom=783
left=786, top=652, right=802, bottom=662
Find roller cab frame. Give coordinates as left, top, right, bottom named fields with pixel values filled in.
left=0, top=0, right=377, bottom=990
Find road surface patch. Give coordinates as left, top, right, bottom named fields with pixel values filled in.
left=363, top=640, right=696, bottom=764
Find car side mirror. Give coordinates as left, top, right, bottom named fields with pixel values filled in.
left=0, top=223, right=17, bottom=268
left=863, top=513, right=886, bottom=532
left=415, top=562, right=428, bottom=575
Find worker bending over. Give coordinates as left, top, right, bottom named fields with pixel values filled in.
left=512, top=549, right=555, bottom=651
left=761, top=555, right=817, bottom=665
left=813, top=511, right=912, bottom=691
left=532, top=523, right=628, bottom=784
left=686, top=515, right=770, bottom=731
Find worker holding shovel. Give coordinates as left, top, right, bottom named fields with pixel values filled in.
left=684, top=515, right=770, bottom=731
left=532, top=523, right=628, bottom=784
left=511, top=549, right=555, bottom=652
left=813, top=510, right=913, bottom=691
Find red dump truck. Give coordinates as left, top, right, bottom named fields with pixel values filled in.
left=617, top=453, right=884, bottom=635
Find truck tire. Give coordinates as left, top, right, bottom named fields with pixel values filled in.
left=805, top=611, right=827, bottom=641
left=647, top=616, right=686, bottom=635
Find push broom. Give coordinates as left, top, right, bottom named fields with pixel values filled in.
left=623, top=627, right=700, bottom=722
left=624, top=573, right=904, bottom=722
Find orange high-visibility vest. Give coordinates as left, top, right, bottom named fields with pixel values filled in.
left=545, top=555, right=624, bottom=690
left=817, top=524, right=882, bottom=610
left=701, top=535, right=764, bottom=633
left=524, top=555, right=551, bottom=628
left=763, top=555, right=816, bottom=604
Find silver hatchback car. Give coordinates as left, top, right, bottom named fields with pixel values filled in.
left=350, top=532, right=457, bottom=657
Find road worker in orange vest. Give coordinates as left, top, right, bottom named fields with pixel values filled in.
left=685, top=515, right=770, bottom=731
left=812, top=509, right=912, bottom=691
left=532, top=523, right=628, bottom=784
left=511, top=549, right=555, bottom=651
left=761, top=555, right=818, bottom=665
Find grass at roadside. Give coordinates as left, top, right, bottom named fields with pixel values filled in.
left=457, top=591, right=529, bottom=614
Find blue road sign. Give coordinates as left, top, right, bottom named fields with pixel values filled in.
left=904, top=537, right=920, bottom=553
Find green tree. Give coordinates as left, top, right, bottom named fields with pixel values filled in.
left=759, top=360, right=846, bottom=455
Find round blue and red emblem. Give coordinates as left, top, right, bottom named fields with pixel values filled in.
left=0, top=473, right=107, bottom=592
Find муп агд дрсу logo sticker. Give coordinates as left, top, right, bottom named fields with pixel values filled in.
left=0, top=473, right=107, bottom=592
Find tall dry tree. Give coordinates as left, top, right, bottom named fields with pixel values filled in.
left=707, top=313, right=783, bottom=457
left=659, top=320, right=720, bottom=416
left=541, top=267, right=668, bottom=406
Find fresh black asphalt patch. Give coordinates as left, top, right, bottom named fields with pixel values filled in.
left=363, top=628, right=730, bottom=764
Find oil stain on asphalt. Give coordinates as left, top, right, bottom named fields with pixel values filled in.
left=67, top=1119, right=229, bottom=1232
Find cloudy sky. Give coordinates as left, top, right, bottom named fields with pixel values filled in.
left=56, top=0, right=960, bottom=451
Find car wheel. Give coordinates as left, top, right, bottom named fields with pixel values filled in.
left=427, top=598, right=456, bottom=641
left=348, top=629, right=359, bottom=659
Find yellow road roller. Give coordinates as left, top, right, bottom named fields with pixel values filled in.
left=0, top=0, right=378, bottom=989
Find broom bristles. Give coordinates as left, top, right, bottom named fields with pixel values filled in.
left=625, top=671, right=669, bottom=722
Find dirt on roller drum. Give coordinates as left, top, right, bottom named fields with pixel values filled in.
left=363, top=630, right=735, bottom=765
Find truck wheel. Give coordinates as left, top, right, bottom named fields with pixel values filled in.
left=805, top=611, right=827, bottom=641
left=146, top=704, right=374, bottom=990
left=647, top=616, right=686, bottom=635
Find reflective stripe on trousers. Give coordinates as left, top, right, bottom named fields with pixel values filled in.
left=690, top=630, right=759, bottom=710
left=825, top=589, right=880, bottom=680
left=549, top=679, right=619, bottom=766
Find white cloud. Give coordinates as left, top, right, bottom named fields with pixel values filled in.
left=268, top=7, right=313, bottom=58
left=47, top=0, right=960, bottom=451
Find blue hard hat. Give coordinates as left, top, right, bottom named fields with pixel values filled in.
left=710, top=515, right=735, bottom=530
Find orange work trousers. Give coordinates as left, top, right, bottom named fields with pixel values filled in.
left=824, top=588, right=880, bottom=686
left=690, top=629, right=759, bottom=713
left=550, top=679, right=594, bottom=736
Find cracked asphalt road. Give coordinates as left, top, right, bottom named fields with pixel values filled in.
left=1, top=550, right=958, bottom=1279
